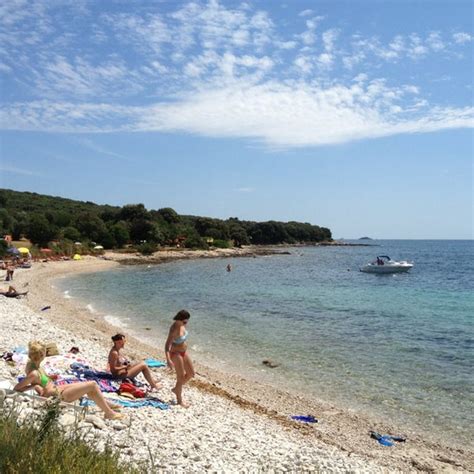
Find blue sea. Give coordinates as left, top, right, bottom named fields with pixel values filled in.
left=56, top=240, right=473, bottom=447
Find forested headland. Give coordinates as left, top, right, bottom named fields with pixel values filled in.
left=0, top=189, right=331, bottom=255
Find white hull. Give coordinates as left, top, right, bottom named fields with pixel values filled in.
left=360, top=256, right=414, bottom=274
left=360, top=263, right=413, bottom=274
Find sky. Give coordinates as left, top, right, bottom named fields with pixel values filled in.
left=0, top=0, right=473, bottom=239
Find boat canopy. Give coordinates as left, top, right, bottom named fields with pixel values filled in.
left=377, top=255, right=391, bottom=260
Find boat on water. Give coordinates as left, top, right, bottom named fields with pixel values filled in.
left=360, top=255, right=414, bottom=274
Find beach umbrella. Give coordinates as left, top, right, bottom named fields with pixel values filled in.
left=7, top=247, right=19, bottom=254
left=73, top=254, right=82, bottom=260
left=18, top=247, right=30, bottom=254
left=93, top=245, right=104, bottom=250
left=74, top=242, right=82, bottom=246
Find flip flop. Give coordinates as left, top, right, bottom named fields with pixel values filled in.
left=370, top=431, right=395, bottom=447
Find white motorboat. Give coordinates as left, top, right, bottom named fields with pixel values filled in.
left=360, top=255, right=414, bottom=274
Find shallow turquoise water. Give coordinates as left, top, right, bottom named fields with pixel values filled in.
left=57, top=240, right=474, bottom=446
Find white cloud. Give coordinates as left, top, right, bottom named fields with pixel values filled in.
left=427, top=32, right=445, bottom=51
left=322, top=29, right=339, bottom=52
left=452, top=32, right=472, bottom=44
left=32, top=56, right=142, bottom=99
left=1, top=1, right=473, bottom=151
left=294, top=56, right=313, bottom=73
left=0, top=165, right=43, bottom=177
left=317, top=53, right=333, bottom=69
left=73, top=138, right=131, bottom=161
left=5, top=80, right=468, bottom=148
left=407, top=34, right=429, bottom=58
left=236, top=187, right=254, bottom=192
left=127, top=82, right=473, bottom=148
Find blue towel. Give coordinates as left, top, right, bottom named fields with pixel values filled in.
left=291, top=415, right=318, bottom=423
left=145, top=358, right=166, bottom=368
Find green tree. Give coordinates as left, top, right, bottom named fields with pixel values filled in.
left=11, top=212, right=29, bottom=240
left=74, top=212, right=107, bottom=243
left=27, top=215, right=57, bottom=246
left=0, top=208, right=14, bottom=235
left=0, top=190, right=7, bottom=208
left=156, top=207, right=180, bottom=224
left=61, top=226, right=81, bottom=242
left=0, top=239, right=8, bottom=256
left=108, top=221, right=130, bottom=247
left=129, top=219, right=155, bottom=243
left=119, top=204, right=149, bottom=222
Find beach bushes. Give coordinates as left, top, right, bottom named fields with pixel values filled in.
left=212, top=239, right=231, bottom=249
left=136, top=242, right=158, bottom=255
left=0, top=405, right=137, bottom=474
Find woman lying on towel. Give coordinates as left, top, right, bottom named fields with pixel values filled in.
left=0, top=286, right=28, bottom=298
left=14, top=341, right=124, bottom=420
left=108, top=333, right=162, bottom=391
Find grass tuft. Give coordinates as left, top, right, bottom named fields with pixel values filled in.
left=0, top=407, right=139, bottom=474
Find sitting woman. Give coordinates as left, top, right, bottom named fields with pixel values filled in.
left=14, top=341, right=123, bottom=420
left=0, top=286, right=28, bottom=298
left=108, top=334, right=162, bottom=391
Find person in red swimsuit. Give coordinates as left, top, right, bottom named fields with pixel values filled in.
left=165, top=310, right=195, bottom=407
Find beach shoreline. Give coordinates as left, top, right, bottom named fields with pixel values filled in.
left=4, top=251, right=472, bottom=472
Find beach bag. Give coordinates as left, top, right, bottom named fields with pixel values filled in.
left=118, top=382, right=145, bottom=398
left=45, top=342, right=59, bottom=357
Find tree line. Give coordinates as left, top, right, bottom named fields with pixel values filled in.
left=0, top=189, right=331, bottom=250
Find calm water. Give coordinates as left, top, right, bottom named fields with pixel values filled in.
left=57, top=240, right=474, bottom=446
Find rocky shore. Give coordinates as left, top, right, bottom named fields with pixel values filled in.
left=0, top=253, right=471, bottom=472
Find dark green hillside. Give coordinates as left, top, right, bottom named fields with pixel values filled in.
left=0, top=189, right=118, bottom=215
left=0, top=189, right=331, bottom=252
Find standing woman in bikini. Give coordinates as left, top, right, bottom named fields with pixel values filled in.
left=165, top=310, right=195, bottom=407
left=14, top=341, right=123, bottom=420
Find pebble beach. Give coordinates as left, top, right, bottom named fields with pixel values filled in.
left=0, top=254, right=472, bottom=472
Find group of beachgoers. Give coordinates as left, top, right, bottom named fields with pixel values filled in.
left=13, top=309, right=195, bottom=418
left=1, top=258, right=30, bottom=297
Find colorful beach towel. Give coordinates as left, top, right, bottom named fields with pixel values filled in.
left=81, top=397, right=169, bottom=410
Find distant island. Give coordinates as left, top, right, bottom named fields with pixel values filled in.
left=358, top=237, right=373, bottom=240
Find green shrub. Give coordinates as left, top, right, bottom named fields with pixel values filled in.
left=0, top=239, right=8, bottom=257
left=212, top=239, right=231, bottom=249
left=0, top=407, right=139, bottom=474
left=136, top=242, right=158, bottom=255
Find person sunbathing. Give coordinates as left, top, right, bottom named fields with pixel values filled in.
left=108, top=333, right=162, bottom=391
left=14, top=341, right=123, bottom=420
left=0, top=286, right=28, bottom=298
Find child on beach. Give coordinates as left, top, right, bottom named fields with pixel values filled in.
left=108, top=333, right=162, bottom=391
left=14, top=341, right=123, bottom=420
left=165, top=310, right=195, bottom=407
